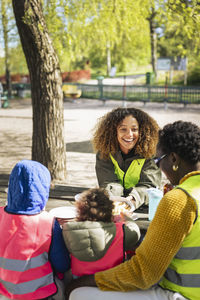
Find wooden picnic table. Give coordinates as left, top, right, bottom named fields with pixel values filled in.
left=0, top=172, right=150, bottom=230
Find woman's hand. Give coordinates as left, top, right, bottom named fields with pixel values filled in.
left=125, top=195, right=136, bottom=211
left=110, top=195, right=138, bottom=221
left=109, top=195, right=127, bottom=202
left=110, top=195, right=136, bottom=211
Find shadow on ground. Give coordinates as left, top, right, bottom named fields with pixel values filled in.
left=66, top=140, right=94, bottom=153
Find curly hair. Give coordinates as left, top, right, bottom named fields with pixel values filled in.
left=75, top=188, right=114, bottom=222
left=158, top=121, right=200, bottom=164
left=92, top=107, right=159, bottom=159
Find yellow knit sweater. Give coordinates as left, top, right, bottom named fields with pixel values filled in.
left=95, top=171, right=199, bottom=291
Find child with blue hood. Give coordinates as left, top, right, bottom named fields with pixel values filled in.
left=0, top=160, right=70, bottom=300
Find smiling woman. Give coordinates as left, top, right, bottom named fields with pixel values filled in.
left=117, top=115, right=139, bottom=154
left=92, top=107, right=162, bottom=213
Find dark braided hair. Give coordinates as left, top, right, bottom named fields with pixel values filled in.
left=158, top=121, right=200, bottom=164
left=75, top=188, right=114, bottom=222
left=92, top=107, right=159, bottom=159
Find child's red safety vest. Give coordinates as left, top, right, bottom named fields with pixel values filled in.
left=71, top=222, right=124, bottom=276
left=0, top=207, right=57, bottom=299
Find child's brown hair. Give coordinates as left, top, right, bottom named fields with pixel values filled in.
left=75, top=188, right=114, bottom=222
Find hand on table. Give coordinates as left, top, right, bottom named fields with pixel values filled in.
left=110, top=195, right=138, bottom=221
left=110, top=195, right=136, bottom=212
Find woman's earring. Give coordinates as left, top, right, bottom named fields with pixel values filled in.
left=172, top=165, right=178, bottom=171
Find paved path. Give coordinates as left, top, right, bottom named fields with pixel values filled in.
left=1, top=97, right=200, bottom=209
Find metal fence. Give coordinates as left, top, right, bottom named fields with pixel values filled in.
left=74, top=83, right=200, bottom=105
left=9, top=82, right=200, bottom=105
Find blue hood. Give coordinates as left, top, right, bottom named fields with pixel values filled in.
left=6, top=160, right=51, bottom=215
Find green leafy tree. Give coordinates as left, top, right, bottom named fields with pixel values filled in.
left=43, top=0, right=69, bottom=67
left=2, top=0, right=200, bottom=83
left=9, top=44, right=28, bottom=74
left=63, top=0, right=150, bottom=74
left=162, top=0, right=200, bottom=56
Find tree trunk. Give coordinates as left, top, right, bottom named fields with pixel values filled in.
left=6, top=68, right=12, bottom=98
left=1, top=0, right=12, bottom=98
left=106, top=42, right=111, bottom=76
left=148, top=6, right=157, bottom=78
left=12, top=0, right=67, bottom=182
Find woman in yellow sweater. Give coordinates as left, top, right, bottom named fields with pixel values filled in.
left=66, top=120, right=200, bottom=300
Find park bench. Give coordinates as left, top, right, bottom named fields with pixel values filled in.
left=62, top=84, right=82, bottom=101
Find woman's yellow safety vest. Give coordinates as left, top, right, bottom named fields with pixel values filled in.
left=110, top=154, right=145, bottom=189
left=159, top=174, right=200, bottom=300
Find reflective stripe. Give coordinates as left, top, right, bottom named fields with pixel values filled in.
left=175, top=247, right=200, bottom=260
left=0, top=252, right=48, bottom=271
left=0, top=273, right=54, bottom=295
left=165, top=267, right=200, bottom=288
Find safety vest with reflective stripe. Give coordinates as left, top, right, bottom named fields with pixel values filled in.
left=159, top=174, right=200, bottom=300
left=0, top=207, right=57, bottom=299
left=110, top=154, right=145, bottom=189
left=71, top=222, right=124, bottom=276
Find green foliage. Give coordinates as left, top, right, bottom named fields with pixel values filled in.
left=163, top=0, right=200, bottom=56
left=43, top=0, right=68, bottom=63
left=1, top=0, right=200, bottom=82
left=0, top=44, right=28, bottom=76
left=187, top=67, right=200, bottom=85
left=0, top=0, right=18, bottom=77
left=187, top=55, right=200, bottom=85
left=0, top=57, right=5, bottom=75
left=47, top=0, right=151, bottom=72
left=9, top=44, right=28, bottom=74
left=63, top=0, right=198, bottom=74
